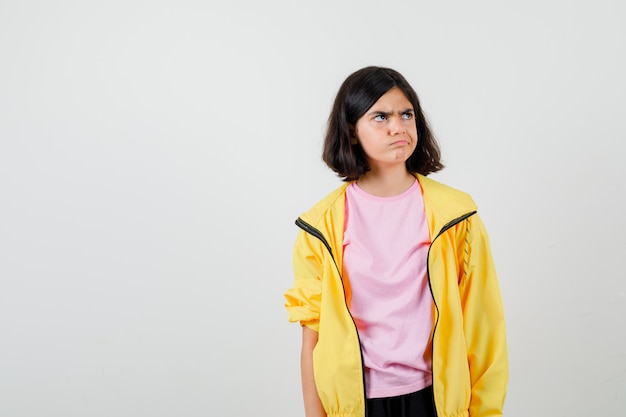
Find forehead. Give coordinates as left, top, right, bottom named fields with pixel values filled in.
left=370, top=87, right=412, bottom=109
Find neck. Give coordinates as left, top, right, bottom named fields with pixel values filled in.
left=356, top=167, right=416, bottom=197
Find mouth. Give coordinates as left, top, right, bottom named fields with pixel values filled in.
left=390, top=139, right=409, bottom=146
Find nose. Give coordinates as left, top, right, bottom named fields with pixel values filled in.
left=389, top=117, right=406, bottom=135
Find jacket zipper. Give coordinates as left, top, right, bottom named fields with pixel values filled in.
left=295, top=217, right=369, bottom=417
left=426, top=210, right=477, bottom=415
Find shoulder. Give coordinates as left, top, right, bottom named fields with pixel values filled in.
left=417, top=174, right=477, bottom=206
left=417, top=174, right=478, bottom=219
left=297, top=182, right=350, bottom=227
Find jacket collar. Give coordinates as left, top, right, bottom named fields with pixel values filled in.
left=416, top=174, right=477, bottom=237
left=298, top=174, right=477, bottom=239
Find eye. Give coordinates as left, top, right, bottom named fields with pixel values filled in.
left=402, top=112, right=414, bottom=120
left=374, top=114, right=387, bottom=121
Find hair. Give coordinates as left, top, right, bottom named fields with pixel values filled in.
left=322, top=66, right=444, bottom=181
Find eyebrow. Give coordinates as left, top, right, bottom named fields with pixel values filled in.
left=366, top=108, right=414, bottom=117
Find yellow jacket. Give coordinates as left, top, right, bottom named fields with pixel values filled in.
left=285, top=174, right=508, bottom=417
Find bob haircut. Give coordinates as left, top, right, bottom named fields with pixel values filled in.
left=322, top=66, right=444, bottom=181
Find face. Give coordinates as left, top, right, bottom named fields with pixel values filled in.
left=353, top=87, right=418, bottom=171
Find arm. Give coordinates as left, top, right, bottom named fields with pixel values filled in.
left=459, top=215, right=508, bottom=416
left=301, top=326, right=326, bottom=417
left=285, top=229, right=327, bottom=416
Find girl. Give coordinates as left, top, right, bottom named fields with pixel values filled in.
left=284, top=66, right=508, bottom=417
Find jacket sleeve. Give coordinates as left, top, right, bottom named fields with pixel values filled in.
left=458, top=214, right=508, bottom=417
left=284, top=228, right=324, bottom=331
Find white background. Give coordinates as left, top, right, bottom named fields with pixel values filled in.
left=1, top=1, right=624, bottom=416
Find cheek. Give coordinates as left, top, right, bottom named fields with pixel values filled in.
left=357, top=129, right=380, bottom=145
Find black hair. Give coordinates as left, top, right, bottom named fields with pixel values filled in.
left=322, top=66, right=443, bottom=181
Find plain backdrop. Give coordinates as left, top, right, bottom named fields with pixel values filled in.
left=1, top=1, right=625, bottom=416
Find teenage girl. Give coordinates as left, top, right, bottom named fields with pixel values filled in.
left=284, top=66, right=508, bottom=417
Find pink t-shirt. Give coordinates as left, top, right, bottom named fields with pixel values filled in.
left=343, top=179, right=433, bottom=399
